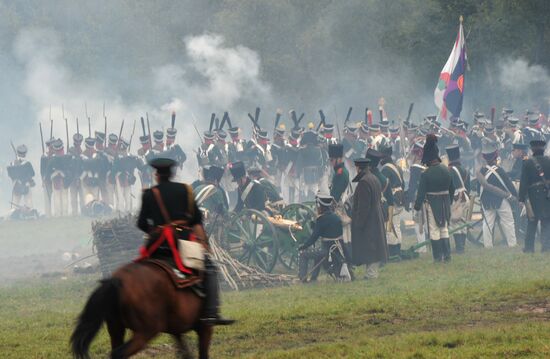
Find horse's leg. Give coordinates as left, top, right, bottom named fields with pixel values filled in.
left=197, top=325, right=214, bottom=359
left=172, top=334, right=192, bottom=359
left=106, top=318, right=125, bottom=350
left=111, top=332, right=155, bottom=359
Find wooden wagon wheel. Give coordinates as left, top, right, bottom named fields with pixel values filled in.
left=279, top=203, right=316, bottom=270
left=224, top=209, right=279, bottom=273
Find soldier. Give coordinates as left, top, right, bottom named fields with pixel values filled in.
left=95, top=131, right=113, bottom=206
left=477, top=138, right=518, bottom=249
left=105, top=133, right=118, bottom=157
left=152, top=130, right=165, bottom=152
left=351, top=158, right=387, bottom=279
left=284, top=128, right=301, bottom=203
left=297, top=194, right=351, bottom=283
left=519, top=140, right=550, bottom=253
left=112, top=138, right=139, bottom=212
left=380, top=146, right=405, bottom=258
left=227, top=125, right=245, bottom=163
left=48, top=139, right=71, bottom=216
left=40, top=138, right=54, bottom=217
left=137, top=158, right=234, bottom=326
left=405, top=140, right=428, bottom=253
left=342, top=124, right=358, bottom=174
left=196, top=130, right=216, bottom=172
left=194, top=165, right=229, bottom=218
left=229, top=161, right=267, bottom=212
left=137, top=135, right=153, bottom=189
left=366, top=148, right=395, bottom=256
left=7, top=144, right=35, bottom=209
left=248, top=167, right=284, bottom=210
left=165, top=127, right=187, bottom=168
left=68, top=133, right=85, bottom=215
left=509, top=143, right=529, bottom=182
left=296, top=130, right=324, bottom=201
left=104, top=133, right=119, bottom=209
left=81, top=137, right=100, bottom=200
left=414, top=134, right=455, bottom=262
left=271, top=124, right=288, bottom=191
left=328, top=143, right=352, bottom=259
left=446, top=145, right=471, bottom=253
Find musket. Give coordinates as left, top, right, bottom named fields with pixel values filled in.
left=344, top=107, right=352, bottom=124
left=146, top=113, right=152, bottom=147
left=39, top=123, right=45, bottom=154
left=490, top=107, right=496, bottom=126
left=274, top=110, right=282, bottom=131
left=194, top=122, right=204, bottom=143
left=219, top=112, right=228, bottom=130
left=128, top=119, right=136, bottom=151
left=116, top=120, right=125, bottom=149
left=405, top=103, right=414, bottom=123
left=103, top=102, right=107, bottom=147
left=209, top=113, right=216, bottom=132
left=140, top=117, right=146, bottom=136
left=10, top=140, right=17, bottom=159
left=49, top=105, right=53, bottom=139
left=76, top=117, right=80, bottom=135
left=171, top=111, right=176, bottom=129
left=317, top=110, right=326, bottom=131
left=65, top=118, right=69, bottom=149
left=85, top=102, right=91, bottom=137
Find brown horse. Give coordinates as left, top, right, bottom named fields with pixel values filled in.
left=70, top=262, right=213, bottom=359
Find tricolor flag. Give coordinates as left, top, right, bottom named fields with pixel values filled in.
left=434, top=17, right=467, bottom=120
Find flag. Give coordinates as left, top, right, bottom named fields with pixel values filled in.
left=434, top=17, right=467, bottom=120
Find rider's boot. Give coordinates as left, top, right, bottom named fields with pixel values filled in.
left=200, top=257, right=235, bottom=326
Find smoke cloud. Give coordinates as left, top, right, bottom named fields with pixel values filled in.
left=498, top=58, right=550, bottom=108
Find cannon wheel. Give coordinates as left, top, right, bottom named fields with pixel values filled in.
left=224, top=209, right=279, bottom=273
left=279, top=203, right=316, bottom=270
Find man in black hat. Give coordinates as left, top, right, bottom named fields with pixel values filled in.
left=328, top=143, right=352, bottom=257
left=407, top=139, right=428, bottom=253
left=351, top=158, right=387, bottom=279
left=40, top=138, right=55, bottom=216
left=7, top=144, right=35, bottom=210
left=509, top=143, right=529, bottom=182
left=366, top=148, right=396, bottom=256
left=477, top=138, right=518, bottom=249
left=414, top=134, right=455, bottom=262
left=81, top=137, right=101, bottom=200
left=137, top=135, right=153, bottom=189
left=137, top=158, right=234, bottom=326
left=112, top=138, right=140, bottom=212
left=152, top=130, right=165, bottom=153
left=95, top=131, right=113, bottom=207
left=165, top=127, right=187, bottom=169
left=519, top=140, right=550, bottom=252
left=284, top=128, right=301, bottom=203
left=380, top=145, right=405, bottom=258
left=229, top=161, right=267, bottom=212
left=446, top=145, right=470, bottom=253
left=248, top=167, right=283, bottom=209
left=47, top=139, right=72, bottom=216
left=297, top=194, right=351, bottom=283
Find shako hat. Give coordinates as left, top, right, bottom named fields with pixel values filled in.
left=85, top=137, right=96, bottom=148
left=229, top=161, right=246, bottom=181
left=73, top=133, right=84, bottom=143
left=153, top=130, right=164, bottom=142
left=139, top=135, right=150, bottom=145
left=316, top=193, right=334, bottom=208
left=512, top=143, right=528, bottom=151
left=95, top=131, right=105, bottom=143
left=445, top=145, right=460, bottom=162
left=16, top=144, right=27, bottom=157
left=328, top=144, right=344, bottom=159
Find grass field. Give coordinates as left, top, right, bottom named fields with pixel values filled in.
left=2, top=244, right=550, bottom=358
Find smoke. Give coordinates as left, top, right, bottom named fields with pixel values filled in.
left=498, top=58, right=550, bottom=108
left=154, top=34, right=271, bottom=112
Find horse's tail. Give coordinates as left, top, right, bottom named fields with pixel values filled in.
left=70, top=278, right=121, bottom=359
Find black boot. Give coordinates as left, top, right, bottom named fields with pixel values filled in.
left=454, top=234, right=465, bottom=254
left=431, top=240, right=443, bottom=262
left=441, top=238, right=452, bottom=262
left=200, top=257, right=235, bottom=326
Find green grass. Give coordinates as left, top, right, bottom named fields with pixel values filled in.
left=2, top=247, right=550, bottom=358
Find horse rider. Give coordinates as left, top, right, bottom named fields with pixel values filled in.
left=137, top=158, right=234, bottom=326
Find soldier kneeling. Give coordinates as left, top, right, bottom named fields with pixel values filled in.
left=298, top=194, right=352, bottom=283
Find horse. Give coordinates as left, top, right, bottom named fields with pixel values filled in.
left=70, top=261, right=212, bottom=359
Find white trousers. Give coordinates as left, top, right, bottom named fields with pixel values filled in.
left=425, top=204, right=449, bottom=240
left=482, top=199, right=517, bottom=248
left=117, top=182, right=132, bottom=212
left=386, top=210, right=403, bottom=245
left=52, top=188, right=68, bottom=217
left=70, top=181, right=84, bottom=215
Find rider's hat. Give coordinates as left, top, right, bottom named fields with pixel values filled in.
left=149, top=158, right=176, bottom=176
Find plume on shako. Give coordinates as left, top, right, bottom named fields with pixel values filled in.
left=421, top=133, right=440, bottom=165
